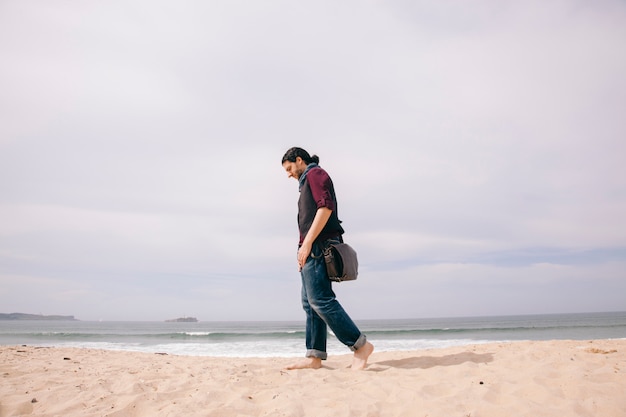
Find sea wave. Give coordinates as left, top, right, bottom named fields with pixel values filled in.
left=3, top=322, right=625, bottom=342
left=2, top=311, right=625, bottom=357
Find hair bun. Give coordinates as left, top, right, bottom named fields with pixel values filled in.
left=311, top=155, right=320, bottom=164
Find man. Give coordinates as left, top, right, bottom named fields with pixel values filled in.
left=281, top=147, right=374, bottom=370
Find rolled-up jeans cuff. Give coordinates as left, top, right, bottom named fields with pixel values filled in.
left=349, top=334, right=367, bottom=352
left=306, top=349, right=328, bottom=360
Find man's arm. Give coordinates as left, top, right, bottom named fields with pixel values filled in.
left=297, top=207, right=332, bottom=271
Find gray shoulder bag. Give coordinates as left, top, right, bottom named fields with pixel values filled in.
left=323, top=242, right=358, bottom=282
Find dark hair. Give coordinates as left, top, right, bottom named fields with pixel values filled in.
left=281, top=147, right=320, bottom=165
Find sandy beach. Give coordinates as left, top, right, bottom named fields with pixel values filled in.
left=1, top=339, right=624, bottom=417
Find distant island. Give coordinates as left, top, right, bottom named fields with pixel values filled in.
left=0, top=313, right=78, bottom=321
left=165, top=317, right=198, bottom=323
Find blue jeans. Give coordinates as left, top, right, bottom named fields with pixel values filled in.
left=300, top=241, right=366, bottom=359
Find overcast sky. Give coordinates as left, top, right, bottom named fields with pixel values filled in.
left=1, top=0, right=625, bottom=322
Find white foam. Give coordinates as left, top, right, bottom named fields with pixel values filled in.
left=31, top=338, right=492, bottom=357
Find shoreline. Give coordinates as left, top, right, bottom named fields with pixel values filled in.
left=3, top=311, right=624, bottom=358
left=2, top=336, right=625, bottom=358
left=2, top=339, right=625, bottom=416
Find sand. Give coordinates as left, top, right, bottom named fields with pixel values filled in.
left=1, top=339, right=625, bottom=417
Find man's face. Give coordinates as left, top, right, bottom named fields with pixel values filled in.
left=282, top=157, right=306, bottom=180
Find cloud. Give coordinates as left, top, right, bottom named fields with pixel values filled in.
left=335, top=260, right=626, bottom=319
left=1, top=0, right=625, bottom=320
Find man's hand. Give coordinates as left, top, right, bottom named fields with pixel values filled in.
left=297, top=242, right=312, bottom=271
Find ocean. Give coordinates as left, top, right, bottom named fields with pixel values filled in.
left=1, top=311, right=625, bottom=358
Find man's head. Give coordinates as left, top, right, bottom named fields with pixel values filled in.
left=281, top=147, right=319, bottom=180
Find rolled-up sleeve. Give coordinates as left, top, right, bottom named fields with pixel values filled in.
left=307, top=169, right=336, bottom=211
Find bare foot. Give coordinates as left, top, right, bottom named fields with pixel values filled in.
left=351, top=342, right=374, bottom=370
left=284, top=357, right=322, bottom=370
